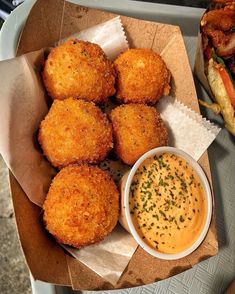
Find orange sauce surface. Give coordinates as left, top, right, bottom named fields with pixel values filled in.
left=129, top=153, right=207, bottom=254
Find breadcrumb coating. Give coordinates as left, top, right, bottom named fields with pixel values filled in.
left=43, top=39, right=116, bottom=103
left=43, top=165, right=119, bottom=248
left=38, top=98, right=113, bottom=168
left=110, top=104, right=168, bottom=165
left=114, top=48, right=171, bottom=104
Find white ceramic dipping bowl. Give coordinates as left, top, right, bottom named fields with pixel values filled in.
left=119, top=146, right=212, bottom=260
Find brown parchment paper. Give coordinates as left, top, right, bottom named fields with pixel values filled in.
left=0, top=50, right=55, bottom=207
left=1, top=18, right=219, bottom=286
left=0, top=16, right=128, bottom=207
left=0, top=18, right=140, bottom=286
left=2, top=0, right=219, bottom=290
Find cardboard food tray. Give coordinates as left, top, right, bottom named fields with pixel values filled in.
left=9, top=0, right=218, bottom=290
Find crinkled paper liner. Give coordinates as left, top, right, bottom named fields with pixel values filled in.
left=157, top=96, right=221, bottom=161
left=58, top=16, right=129, bottom=60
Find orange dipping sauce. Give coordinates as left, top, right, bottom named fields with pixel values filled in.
left=129, top=153, right=207, bottom=254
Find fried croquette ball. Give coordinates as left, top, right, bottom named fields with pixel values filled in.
left=43, top=165, right=119, bottom=248
left=43, top=39, right=116, bottom=103
left=38, top=98, right=113, bottom=168
left=114, top=48, right=171, bottom=104
left=110, top=104, right=168, bottom=165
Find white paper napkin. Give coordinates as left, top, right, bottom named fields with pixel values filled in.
left=157, top=96, right=221, bottom=160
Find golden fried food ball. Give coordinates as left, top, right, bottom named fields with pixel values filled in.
left=38, top=98, right=113, bottom=168
left=114, top=48, right=171, bottom=104
left=43, top=165, right=119, bottom=248
left=43, top=39, right=116, bottom=103
left=110, top=104, right=168, bottom=165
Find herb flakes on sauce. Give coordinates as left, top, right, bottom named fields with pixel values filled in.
left=129, top=152, right=207, bottom=254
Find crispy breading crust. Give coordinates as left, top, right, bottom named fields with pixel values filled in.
left=38, top=98, right=113, bottom=168
left=114, top=48, right=171, bottom=104
left=110, top=104, right=168, bottom=165
left=43, top=39, right=116, bottom=103
left=43, top=165, right=119, bottom=248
